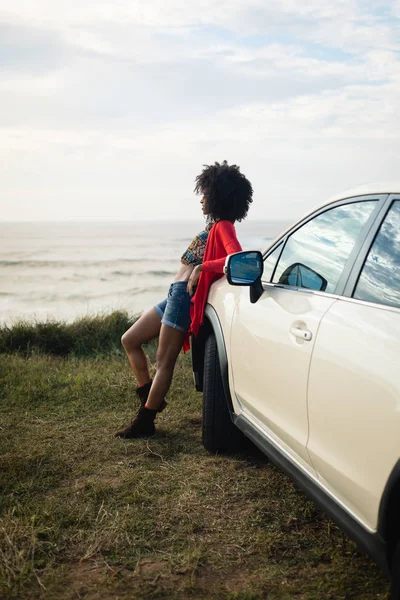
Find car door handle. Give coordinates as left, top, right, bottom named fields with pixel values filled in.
left=290, top=326, right=312, bottom=341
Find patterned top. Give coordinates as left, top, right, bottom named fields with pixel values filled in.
left=180, top=222, right=214, bottom=266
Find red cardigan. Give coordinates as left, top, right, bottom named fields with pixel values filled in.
left=183, top=220, right=242, bottom=352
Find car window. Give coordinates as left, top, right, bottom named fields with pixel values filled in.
left=272, top=201, right=376, bottom=293
left=262, top=242, right=283, bottom=282
left=353, top=200, right=400, bottom=309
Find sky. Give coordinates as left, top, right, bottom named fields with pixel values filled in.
left=1, top=0, right=400, bottom=222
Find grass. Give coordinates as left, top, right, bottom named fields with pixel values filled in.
left=0, top=311, right=135, bottom=356
left=0, top=313, right=391, bottom=599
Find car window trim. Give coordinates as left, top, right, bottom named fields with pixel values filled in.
left=333, top=293, right=400, bottom=315
left=262, top=281, right=342, bottom=301
left=343, top=195, right=399, bottom=299
left=261, top=195, right=388, bottom=296
left=262, top=241, right=284, bottom=283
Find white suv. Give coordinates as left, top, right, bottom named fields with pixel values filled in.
left=191, top=183, right=400, bottom=597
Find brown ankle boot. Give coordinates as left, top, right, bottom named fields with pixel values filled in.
left=136, top=380, right=152, bottom=404
left=115, top=406, right=158, bottom=438
left=136, top=380, right=167, bottom=412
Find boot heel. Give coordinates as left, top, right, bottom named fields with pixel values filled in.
left=115, top=406, right=157, bottom=439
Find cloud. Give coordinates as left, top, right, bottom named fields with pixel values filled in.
left=1, top=1, right=400, bottom=221
left=0, top=22, right=70, bottom=73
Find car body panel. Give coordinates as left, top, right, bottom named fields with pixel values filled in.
left=228, top=283, right=336, bottom=471
left=206, top=279, right=242, bottom=414
left=307, top=298, right=400, bottom=530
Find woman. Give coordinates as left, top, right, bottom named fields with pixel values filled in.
left=115, top=160, right=253, bottom=438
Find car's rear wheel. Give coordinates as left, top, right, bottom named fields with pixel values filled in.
left=202, top=332, right=247, bottom=453
left=391, top=541, right=400, bottom=600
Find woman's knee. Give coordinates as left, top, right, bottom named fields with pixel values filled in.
left=121, top=333, right=127, bottom=350
left=121, top=330, right=139, bottom=352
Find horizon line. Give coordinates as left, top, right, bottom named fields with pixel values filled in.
left=0, top=216, right=295, bottom=224
left=0, top=217, right=294, bottom=224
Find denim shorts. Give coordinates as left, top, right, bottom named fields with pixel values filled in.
left=154, top=281, right=192, bottom=333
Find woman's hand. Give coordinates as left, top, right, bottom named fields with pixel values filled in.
left=187, top=264, right=202, bottom=295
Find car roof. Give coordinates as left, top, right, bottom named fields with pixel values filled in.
left=324, top=181, right=400, bottom=205
left=263, top=181, right=400, bottom=253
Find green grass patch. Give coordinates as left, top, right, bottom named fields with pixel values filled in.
left=0, top=318, right=391, bottom=599
left=0, top=311, right=136, bottom=357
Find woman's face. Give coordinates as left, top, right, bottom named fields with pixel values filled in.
left=200, top=195, right=209, bottom=215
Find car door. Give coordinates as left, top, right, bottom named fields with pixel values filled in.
left=229, top=196, right=384, bottom=473
left=307, top=195, right=400, bottom=531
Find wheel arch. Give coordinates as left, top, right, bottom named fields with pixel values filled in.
left=191, top=304, right=234, bottom=413
left=378, top=459, right=400, bottom=567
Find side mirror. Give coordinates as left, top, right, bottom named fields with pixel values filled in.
left=225, top=250, right=264, bottom=303
left=278, top=263, right=328, bottom=291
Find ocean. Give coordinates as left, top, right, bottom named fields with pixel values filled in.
left=0, top=219, right=290, bottom=324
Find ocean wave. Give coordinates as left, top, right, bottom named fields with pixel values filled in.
left=24, top=286, right=167, bottom=303
left=148, top=270, right=175, bottom=277
left=120, top=286, right=167, bottom=297
left=110, top=269, right=174, bottom=277
left=111, top=270, right=132, bottom=276
left=0, top=258, right=175, bottom=268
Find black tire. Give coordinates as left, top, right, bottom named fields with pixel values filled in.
left=202, top=332, right=247, bottom=453
left=391, top=541, right=400, bottom=600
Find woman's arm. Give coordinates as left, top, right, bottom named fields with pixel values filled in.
left=187, top=221, right=242, bottom=293
left=202, top=221, right=242, bottom=273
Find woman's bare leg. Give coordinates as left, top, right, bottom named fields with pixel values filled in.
left=121, top=308, right=162, bottom=385
left=145, top=324, right=187, bottom=410
left=115, top=323, right=186, bottom=438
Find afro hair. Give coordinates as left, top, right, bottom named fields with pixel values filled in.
left=194, top=160, right=253, bottom=222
